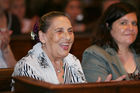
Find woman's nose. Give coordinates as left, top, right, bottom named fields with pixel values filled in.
left=128, top=24, right=134, bottom=31
left=64, top=31, right=71, bottom=40
left=65, top=32, right=70, bottom=40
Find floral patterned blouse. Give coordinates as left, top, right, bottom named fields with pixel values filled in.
left=128, top=67, right=140, bottom=80
left=12, top=43, right=86, bottom=84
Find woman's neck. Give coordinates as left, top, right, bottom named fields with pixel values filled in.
left=42, top=44, right=64, bottom=83
left=117, top=45, right=136, bottom=73
left=42, top=45, right=63, bottom=63
left=118, top=45, right=130, bottom=55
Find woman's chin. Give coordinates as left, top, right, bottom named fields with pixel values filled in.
left=60, top=52, right=69, bottom=58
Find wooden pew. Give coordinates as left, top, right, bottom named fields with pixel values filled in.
left=70, top=33, right=92, bottom=61
left=13, top=76, right=140, bottom=93
left=10, top=35, right=35, bottom=61
left=0, top=68, right=13, bottom=91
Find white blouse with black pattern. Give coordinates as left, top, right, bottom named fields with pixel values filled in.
left=12, top=43, right=86, bottom=84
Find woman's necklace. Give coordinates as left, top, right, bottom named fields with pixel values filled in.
left=53, top=61, right=64, bottom=83
left=56, top=65, right=61, bottom=73
left=53, top=61, right=63, bottom=73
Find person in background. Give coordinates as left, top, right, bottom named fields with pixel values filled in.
left=82, top=2, right=140, bottom=82
left=102, top=0, right=120, bottom=14
left=64, top=0, right=86, bottom=32
left=0, top=0, right=21, bottom=35
left=0, top=0, right=17, bottom=68
left=0, top=30, right=16, bottom=68
left=10, top=0, right=38, bottom=34
left=84, top=0, right=120, bottom=35
left=12, top=11, right=86, bottom=84
left=1, top=0, right=10, bottom=11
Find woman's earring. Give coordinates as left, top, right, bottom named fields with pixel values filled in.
left=106, top=23, right=111, bottom=30
left=42, top=43, right=46, bottom=47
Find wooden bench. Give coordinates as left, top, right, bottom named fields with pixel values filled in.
left=70, top=33, right=92, bottom=61
left=10, top=35, right=35, bottom=61
left=0, top=68, right=13, bottom=91
left=13, top=76, right=140, bottom=93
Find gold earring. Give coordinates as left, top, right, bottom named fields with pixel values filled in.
left=42, top=43, right=46, bottom=47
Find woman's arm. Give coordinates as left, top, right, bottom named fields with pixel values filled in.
left=2, top=45, right=16, bottom=68
left=0, top=30, right=16, bottom=68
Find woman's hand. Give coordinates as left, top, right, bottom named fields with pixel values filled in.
left=96, top=74, right=126, bottom=82
left=0, top=30, right=16, bottom=67
left=0, top=30, right=12, bottom=51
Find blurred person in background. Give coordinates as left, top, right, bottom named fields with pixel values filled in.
left=10, top=0, right=38, bottom=34
left=102, top=0, right=120, bottom=14
left=0, top=0, right=21, bottom=35
left=0, top=0, right=17, bottom=68
left=86, top=0, right=121, bottom=36
left=64, top=0, right=86, bottom=32
left=0, top=30, right=16, bottom=68
left=1, top=0, right=10, bottom=11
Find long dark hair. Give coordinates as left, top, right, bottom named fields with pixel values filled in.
left=92, top=2, right=140, bottom=52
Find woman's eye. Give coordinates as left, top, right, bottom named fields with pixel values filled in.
left=132, top=22, right=137, bottom=26
left=68, top=29, right=73, bottom=32
left=120, top=21, right=127, bottom=25
left=56, top=30, right=63, bottom=33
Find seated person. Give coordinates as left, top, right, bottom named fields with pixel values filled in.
left=0, top=0, right=21, bottom=35
left=101, top=0, right=120, bottom=13
left=12, top=11, right=86, bottom=84
left=63, top=0, right=86, bottom=32
left=82, top=2, right=139, bottom=82
left=10, top=0, right=38, bottom=34
left=0, top=30, right=16, bottom=68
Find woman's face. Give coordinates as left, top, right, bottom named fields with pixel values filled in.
left=0, top=0, right=9, bottom=12
left=111, top=13, right=138, bottom=47
left=11, top=0, right=26, bottom=20
left=41, top=16, right=74, bottom=59
left=65, top=0, right=82, bottom=20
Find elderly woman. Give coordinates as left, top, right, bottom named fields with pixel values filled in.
left=82, top=2, right=140, bottom=82
left=12, top=11, right=86, bottom=84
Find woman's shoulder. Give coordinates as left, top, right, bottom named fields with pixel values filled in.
left=84, top=45, right=107, bottom=55
left=82, top=45, right=116, bottom=62
left=84, top=45, right=116, bottom=55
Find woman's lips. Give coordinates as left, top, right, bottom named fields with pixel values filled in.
left=61, top=45, right=69, bottom=50
left=60, top=43, right=70, bottom=50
